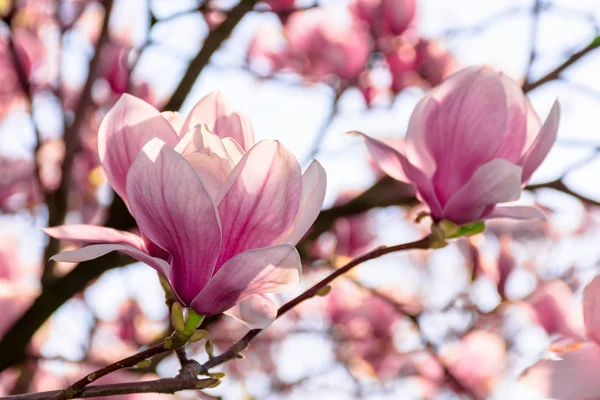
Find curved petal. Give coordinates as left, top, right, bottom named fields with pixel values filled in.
left=425, top=66, right=509, bottom=204
left=519, top=101, right=560, bottom=184
left=484, top=206, right=545, bottom=220
left=184, top=152, right=230, bottom=198
left=491, top=72, right=528, bottom=162
left=191, top=244, right=301, bottom=316
left=181, top=91, right=255, bottom=150
left=584, top=275, right=600, bottom=344
left=215, top=140, right=302, bottom=268
left=284, top=160, right=327, bottom=245
left=50, top=243, right=170, bottom=278
left=224, top=293, right=278, bottom=329
left=357, top=132, right=443, bottom=218
left=443, top=159, right=522, bottom=225
left=519, top=341, right=600, bottom=400
left=405, top=95, right=437, bottom=176
left=43, top=225, right=144, bottom=249
left=126, top=138, right=221, bottom=305
left=98, top=94, right=180, bottom=201
left=221, top=137, right=245, bottom=164
left=161, top=111, right=186, bottom=135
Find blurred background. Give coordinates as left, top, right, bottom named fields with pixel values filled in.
left=1, top=0, right=600, bottom=399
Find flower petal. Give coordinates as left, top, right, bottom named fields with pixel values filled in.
left=519, top=100, right=560, bottom=184
left=161, top=111, right=186, bottom=135
left=43, top=225, right=144, bottom=249
left=584, top=275, right=600, bottom=345
left=424, top=66, right=509, bottom=204
left=181, top=91, right=255, bottom=150
left=284, top=160, right=327, bottom=245
left=126, top=138, right=221, bottom=305
left=484, top=206, right=545, bottom=220
left=191, top=244, right=301, bottom=316
left=98, top=94, right=180, bottom=201
left=443, top=159, right=523, bottom=224
left=215, top=140, right=302, bottom=267
left=519, top=340, right=600, bottom=400
left=50, top=243, right=170, bottom=277
left=224, top=293, right=278, bottom=329
left=357, top=132, right=443, bottom=218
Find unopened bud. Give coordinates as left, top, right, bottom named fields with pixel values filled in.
left=188, top=329, right=209, bottom=343
left=205, top=339, right=214, bottom=357
left=136, top=359, right=151, bottom=368
left=171, top=302, right=185, bottom=332
left=316, top=285, right=332, bottom=297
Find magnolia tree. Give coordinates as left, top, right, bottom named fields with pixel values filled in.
left=1, top=0, right=599, bottom=399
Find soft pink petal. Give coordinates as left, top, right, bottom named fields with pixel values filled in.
left=285, top=160, right=327, bottom=245
left=424, top=66, right=509, bottom=205
left=215, top=140, right=302, bottom=268
left=523, top=97, right=542, bottom=152
left=404, top=96, right=437, bottom=176
left=98, top=94, right=180, bottom=201
left=490, top=73, right=528, bottom=162
left=584, top=275, right=600, bottom=344
left=184, top=152, right=230, bottom=198
left=50, top=243, right=170, bottom=277
left=484, top=205, right=545, bottom=220
left=519, top=101, right=560, bottom=184
left=224, top=293, right=278, bottom=329
left=191, top=244, right=301, bottom=316
left=221, top=137, right=245, bottom=164
left=43, top=225, right=144, bottom=249
left=358, top=132, right=443, bottom=218
left=443, top=159, right=523, bottom=224
left=161, top=111, right=186, bottom=135
left=181, top=91, right=255, bottom=150
left=519, top=341, right=600, bottom=400
left=126, top=138, right=221, bottom=305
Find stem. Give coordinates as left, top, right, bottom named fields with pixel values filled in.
left=4, top=378, right=218, bottom=400
left=49, top=335, right=188, bottom=400
left=199, top=235, right=433, bottom=371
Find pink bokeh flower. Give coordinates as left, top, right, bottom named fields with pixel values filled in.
left=358, top=65, right=560, bottom=225
left=519, top=275, right=600, bottom=399
left=45, top=91, right=326, bottom=328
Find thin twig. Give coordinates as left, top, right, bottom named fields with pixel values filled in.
left=522, top=36, right=600, bottom=93
left=4, top=378, right=218, bottom=400
left=199, top=235, right=433, bottom=372
left=302, top=88, right=343, bottom=165
left=163, top=0, right=258, bottom=111
left=524, top=0, right=542, bottom=82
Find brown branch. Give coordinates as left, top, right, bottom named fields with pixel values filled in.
left=522, top=36, right=600, bottom=93
left=42, top=0, right=115, bottom=286
left=198, top=235, right=433, bottom=372
left=302, top=88, right=343, bottom=165
left=162, top=0, right=258, bottom=111
left=4, top=378, right=218, bottom=400
left=49, top=335, right=189, bottom=400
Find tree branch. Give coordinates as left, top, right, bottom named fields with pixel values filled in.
left=199, top=235, right=433, bottom=372
left=302, top=88, right=343, bottom=165
left=162, top=0, right=258, bottom=111
left=522, top=36, right=600, bottom=93
left=4, top=378, right=218, bottom=400
left=42, top=0, right=115, bottom=286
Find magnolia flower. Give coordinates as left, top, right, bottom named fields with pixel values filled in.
left=45, top=92, right=327, bottom=328
left=519, top=275, right=600, bottom=399
left=358, top=66, right=560, bottom=225
left=351, top=0, right=416, bottom=39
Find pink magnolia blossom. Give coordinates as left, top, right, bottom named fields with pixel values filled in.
left=519, top=275, right=600, bottom=399
left=45, top=91, right=327, bottom=328
left=358, top=66, right=560, bottom=225
left=444, top=330, right=506, bottom=398
left=384, top=37, right=420, bottom=94
left=414, top=38, right=460, bottom=87
left=283, top=7, right=372, bottom=81
left=351, top=0, right=416, bottom=39
left=527, top=280, right=584, bottom=340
